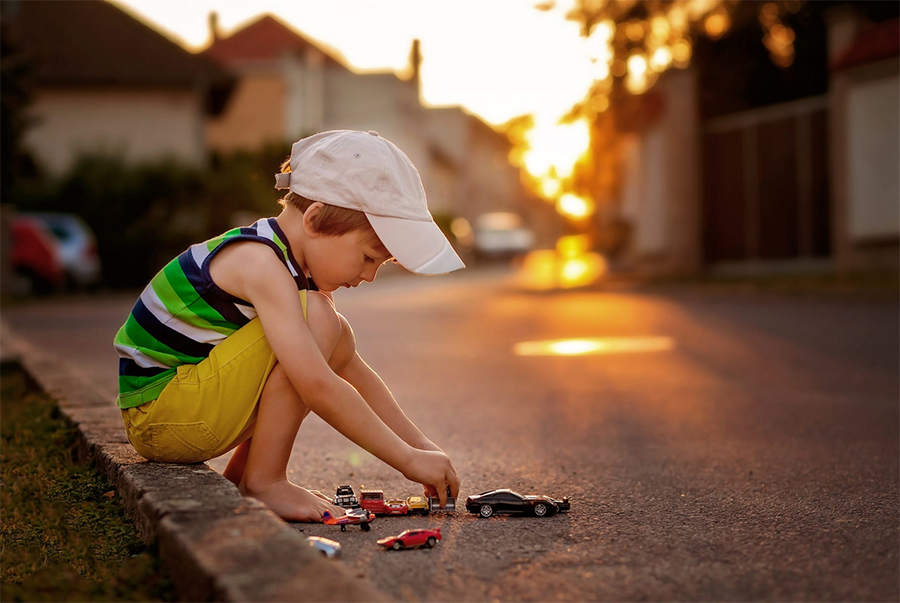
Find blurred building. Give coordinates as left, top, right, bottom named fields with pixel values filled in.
left=615, top=2, right=898, bottom=276
left=1, top=0, right=234, bottom=176
left=202, top=14, right=552, bottom=242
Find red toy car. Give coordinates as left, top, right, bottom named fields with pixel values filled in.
left=384, top=499, right=409, bottom=515
left=377, top=528, right=442, bottom=550
left=359, top=488, right=387, bottom=515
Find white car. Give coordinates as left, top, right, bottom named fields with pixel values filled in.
left=473, top=212, right=535, bottom=259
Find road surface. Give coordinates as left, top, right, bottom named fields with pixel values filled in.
left=4, top=266, right=898, bottom=601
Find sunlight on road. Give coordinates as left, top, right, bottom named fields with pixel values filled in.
left=513, top=337, right=675, bottom=356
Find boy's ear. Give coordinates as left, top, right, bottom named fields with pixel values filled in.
left=302, top=202, right=325, bottom=237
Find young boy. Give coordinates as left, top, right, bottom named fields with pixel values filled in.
left=114, top=130, right=463, bottom=522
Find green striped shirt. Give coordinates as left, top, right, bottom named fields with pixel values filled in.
left=114, top=218, right=311, bottom=409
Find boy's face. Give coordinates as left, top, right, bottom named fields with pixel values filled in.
left=305, top=227, right=394, bottom=292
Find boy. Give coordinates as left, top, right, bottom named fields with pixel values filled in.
left=114, top=130, right=463, bottom=522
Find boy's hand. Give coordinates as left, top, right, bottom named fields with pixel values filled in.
left=402, top=449, right=460, bottom=508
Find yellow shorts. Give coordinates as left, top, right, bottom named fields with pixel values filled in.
left=121, top=291, right=308, bottom=464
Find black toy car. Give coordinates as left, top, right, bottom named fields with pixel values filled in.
left=332, top=485, right=361, bottom=509
left=465, top=489, right=570, bottom=518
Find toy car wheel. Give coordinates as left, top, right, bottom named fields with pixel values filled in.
left=479, top=504, right=494, bottom=518
left=340, top=525, right=346, bottom=532
left=426, top=537, right=437, bottom=548
left=533, top=503, right=548, bottom=517
left=392, top=541, right=403, bottom=551
left=361, top=523, right=371, bottom=532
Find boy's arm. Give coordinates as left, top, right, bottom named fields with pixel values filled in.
left=337, top=349, right=443, bottom=454
left=211, top=244, right=457, bottom=500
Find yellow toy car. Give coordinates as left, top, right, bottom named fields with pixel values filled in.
left=406, top=495, right=430, bottom=515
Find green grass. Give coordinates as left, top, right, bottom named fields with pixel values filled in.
left=0, top=366, right=176, bottom=602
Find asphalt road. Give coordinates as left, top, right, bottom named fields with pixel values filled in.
left=4, top=266, right=898, bottom=601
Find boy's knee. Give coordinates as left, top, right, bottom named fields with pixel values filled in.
left=304, top=291, right=356, bottom=370
left=329, top=312, right=357, bottom=372
left=305, top=291, right=342, bottom=357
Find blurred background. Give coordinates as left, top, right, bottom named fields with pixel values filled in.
left=1, top=0, right=897, bottom=294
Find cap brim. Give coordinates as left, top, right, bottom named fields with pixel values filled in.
left=366, top=213, right=465, bottom=275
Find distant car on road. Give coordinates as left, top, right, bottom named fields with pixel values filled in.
left=472, top=212, right=535, bottom=259
left=10, top=216, right=65, bottom=295
left=20, top=212, right=101, bottom=289
left=465, top=489, right=570, bottom=518
left=377, top=528, right=442, bottom=551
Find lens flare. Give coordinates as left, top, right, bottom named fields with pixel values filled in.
left=556, top=193, right=595, bottom=219
left=513, top=337, right=676, bottom=356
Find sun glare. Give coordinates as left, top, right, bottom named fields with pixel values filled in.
left=556, top=194, right=595, bottom=220
left=521, top=117, right=591, bottom=183
left=513, top=337, right=676, bottom=356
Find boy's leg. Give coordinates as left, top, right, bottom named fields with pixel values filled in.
left=239, top=292, right=353, bottom=522
left=222, top=438, right=252, bottom=485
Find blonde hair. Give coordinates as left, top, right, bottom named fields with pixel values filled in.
left=278, top=159, right=373, bottom=236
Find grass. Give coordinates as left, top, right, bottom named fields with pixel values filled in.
left=0, top=366, right=176, bottom=602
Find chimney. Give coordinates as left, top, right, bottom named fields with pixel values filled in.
left=208, top=11, right=220, bottom=45
left=409, top=38, right=422, bottom=83
left=824, top=4, right=862, bottom=63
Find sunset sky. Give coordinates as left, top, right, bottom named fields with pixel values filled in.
left=110, top=0, right=596, bottom=127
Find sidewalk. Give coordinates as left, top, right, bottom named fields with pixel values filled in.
left=0, top=320, right=387, bottom=602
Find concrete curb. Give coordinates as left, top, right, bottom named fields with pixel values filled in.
left=1, top=322, right=389, bottom=602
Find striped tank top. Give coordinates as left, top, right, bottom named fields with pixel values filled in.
left=114, top=217, right=313, bottom=409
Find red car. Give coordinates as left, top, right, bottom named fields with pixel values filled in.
left=359, top=488, right=387, bottom=515
left=377, top=528, right=442, bottom=551
left=384, top=499, right=409, bottom=515
left=10, top=216, right=65, bottom=294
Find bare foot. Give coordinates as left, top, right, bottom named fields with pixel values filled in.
left=309, top=489, right=332, bottom=503
left=240, top=480, right=345, bottom=522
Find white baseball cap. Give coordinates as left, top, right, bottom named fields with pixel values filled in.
left=275, top=130, right=465, bottom=275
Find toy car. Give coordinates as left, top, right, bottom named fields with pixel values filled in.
left=332, top=485, right=361, bottom=509
left=384, top=499, right=409, bottom=515
left=428, top=486, right=456, bottom=512
left=307, top=536, right=342, bottom=558
left=323, top=508, right=375, bottom=531
left=377, top=528, right=442, bottom=551
left=406, top=495, right=429, bottom=515
left=359, top=488, right=387, bottom=515
left=465, top=489, right=570, bottom=518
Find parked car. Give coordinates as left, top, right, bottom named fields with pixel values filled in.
left=465, top=489, right=570, bottom=518
left=306, top=536, right=341, bottom=559
left=472, top=212, right=535, bottom=259
left=377, top=528, right=442, bottom=551
left=20, top=212, right=101, bottom=289
left=10, top=216, right=65, bottom=295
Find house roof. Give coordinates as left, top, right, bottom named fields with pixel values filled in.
left=203, top=14, right=347, bottom=70
left=831, top=18, right=900, bottom=72
left=1, top=0, right=234, bottom=113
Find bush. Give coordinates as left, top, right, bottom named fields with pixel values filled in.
left=12, top=144, right=292, bottom=288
